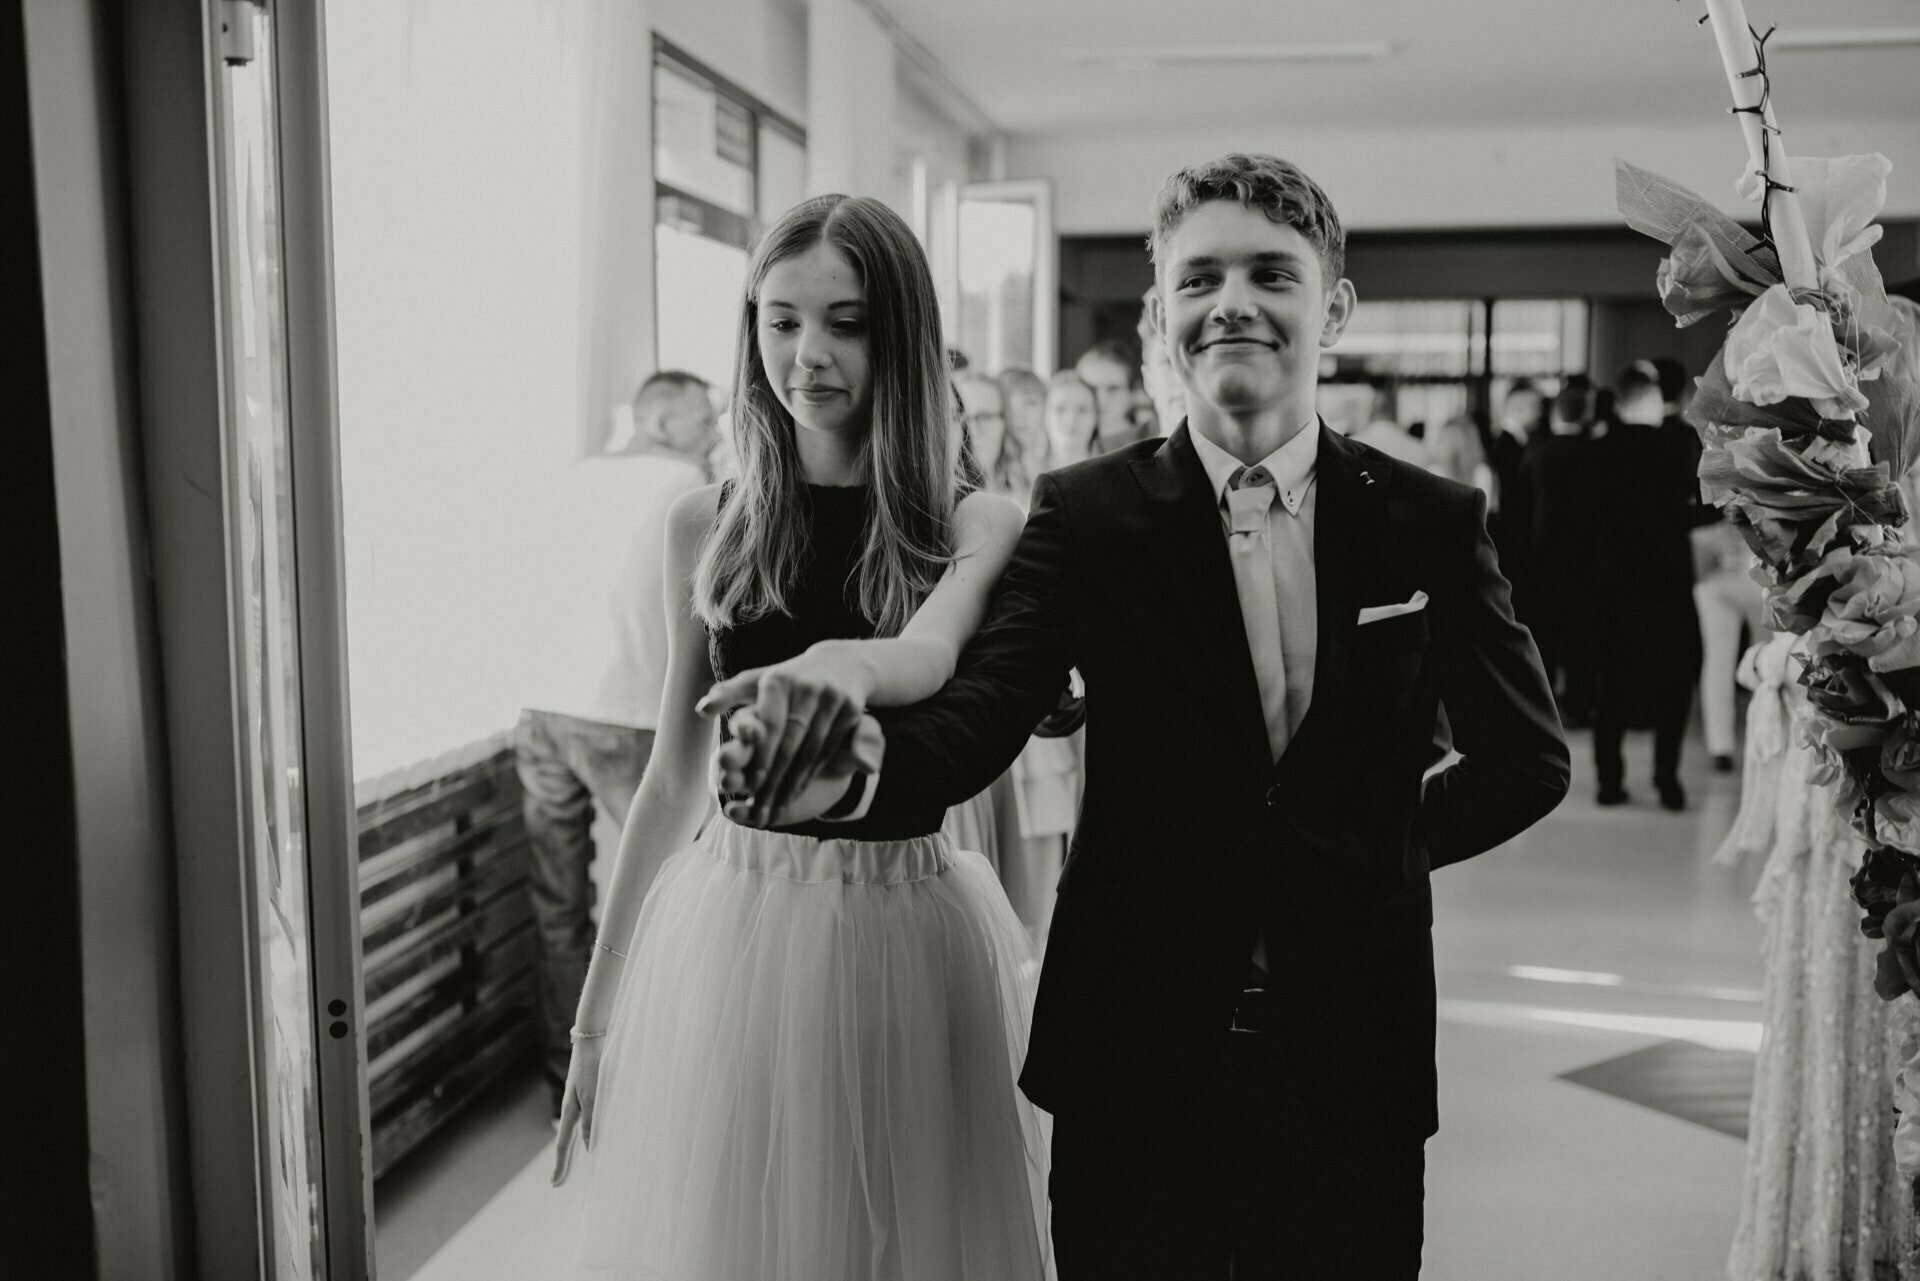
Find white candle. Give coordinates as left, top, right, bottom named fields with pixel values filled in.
left=1701, top=0, right=1820, bottom=291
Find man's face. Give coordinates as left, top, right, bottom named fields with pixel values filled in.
left=1503, top=390, right=1542, bottom=435
left=1075, top=353, right=1135, bottom=436
left=1617, top=388, right=1665, bottom=427
left=1150, top=203, right=1353, bottom=420
left=658, top=383, right=719, bottom=455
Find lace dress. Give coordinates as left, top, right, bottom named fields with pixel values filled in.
left=551, top=484, right=1052, bottom=1281
left=1721, top=633, right=1914, bottom=1279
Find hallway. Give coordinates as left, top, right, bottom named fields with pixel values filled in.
left=382, top=728, right=1767, bottom=1280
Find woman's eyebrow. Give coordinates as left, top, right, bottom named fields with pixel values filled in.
left=762, top=298, right=865, bottom=311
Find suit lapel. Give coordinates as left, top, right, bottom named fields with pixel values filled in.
left=1288, top=426, right=1385, bottom=756
left=1130, top=426, right=1273, bottom=772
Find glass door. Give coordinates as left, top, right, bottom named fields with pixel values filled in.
left=209, top=1, right=369, bottom=1275
left=955, top=179, right=1055, bottom=374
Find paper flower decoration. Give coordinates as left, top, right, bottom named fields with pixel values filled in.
left=1725, top=284, right=1873, bottom=420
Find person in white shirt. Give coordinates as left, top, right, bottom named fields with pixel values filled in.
left=1350, top=380, right=1428, bottom=466
left=515, top=369, right=715, bottom=1116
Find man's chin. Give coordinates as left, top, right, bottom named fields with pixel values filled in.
left=1195, top=371, right=1285, bottom=414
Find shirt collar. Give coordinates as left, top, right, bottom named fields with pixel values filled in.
left=1189, top=418, right=1321, bottom=516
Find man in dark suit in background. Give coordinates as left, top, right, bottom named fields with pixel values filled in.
left=1518, top=377, right=1599, bottom=725
left=712, top=154, right=1569, bottom=1279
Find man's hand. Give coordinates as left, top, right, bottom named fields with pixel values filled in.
left=1877, top=874, right=1920, bottom=1002
left=698, top=643, right=876, bottom=826
left=713, top=707, right=884, bottom=829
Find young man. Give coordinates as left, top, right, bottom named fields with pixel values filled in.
left=711, top=155, right=1568, bottom=1277
left=515, top=369, right=715, bottom=1116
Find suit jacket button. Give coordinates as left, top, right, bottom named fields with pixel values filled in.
left=1265, top=784, right=1284, bottom=809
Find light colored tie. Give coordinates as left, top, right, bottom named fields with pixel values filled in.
left=1226, top=466, right=1290, bottom=762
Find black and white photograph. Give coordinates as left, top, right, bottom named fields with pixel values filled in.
left=12, top=0, right=1920, bottom=1277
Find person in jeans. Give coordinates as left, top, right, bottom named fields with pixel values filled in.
left=516, top=369, right=716, bottom=1115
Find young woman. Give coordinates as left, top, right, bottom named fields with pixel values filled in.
left=548, top=194, right=1050, bottom=1280
left=956, top=370, right=1029, bottom=497
left=1426, top=413, right=1495, bottom=501
left=1043, top=369, right=1098, bottom=468
left=998, top=366, right=1051, bottom=482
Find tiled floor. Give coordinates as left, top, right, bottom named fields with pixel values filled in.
left=379, top=728, right=1768, bottom=1280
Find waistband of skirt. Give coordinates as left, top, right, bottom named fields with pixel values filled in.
left=699, top=818, right=954, bottom=885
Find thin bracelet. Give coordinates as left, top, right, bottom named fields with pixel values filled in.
left=569, top=1026, right=608, bottom=1041
left=596, top=941, right=629, bottom=959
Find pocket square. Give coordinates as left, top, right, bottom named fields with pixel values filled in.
left=1356, top=591, right=1428, bottom=626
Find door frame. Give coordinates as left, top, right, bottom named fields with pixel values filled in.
left=957, top=177, right=1057, bottom=375
left=275, top=2, right=374, bottom=1276
left=122, top=1, right=369, bottom=1276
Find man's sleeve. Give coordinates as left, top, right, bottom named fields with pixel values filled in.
left=861, top=473, right=1080, bottom=825
left=1418, top=488, right=1571, bottom=868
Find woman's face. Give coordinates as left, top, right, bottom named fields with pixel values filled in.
left=756, top=242, right=873, bottom=440
left=1006, top=385, right=1048, bottom=458
left=958, top=376, right=1006, bottom=472
left=1046, top=384, right=1098, bottom=466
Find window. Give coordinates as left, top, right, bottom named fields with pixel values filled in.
left=649, top=41, right=805, bottom=399
left=1318, top=297, right=1589, bottom=433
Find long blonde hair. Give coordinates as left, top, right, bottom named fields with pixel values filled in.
left=692, top=195, right=956, bottom=638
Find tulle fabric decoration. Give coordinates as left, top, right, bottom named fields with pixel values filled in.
left=549, top=819, right=1053, bottom=1281
left=1718, top=636, right=1915, bottom=1277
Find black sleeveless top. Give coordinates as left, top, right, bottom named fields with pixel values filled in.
left=707, top=484, right=945, bottom=840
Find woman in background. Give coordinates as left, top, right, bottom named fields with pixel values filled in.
left=976, top=375, right=1078, bottom=945
left=1044, top=369, right=1099, bottom=469
left=957, top=370, right=1031, bottom=498
left=999, top=367, right=1051, bottom=482
left=1426, top=414, right=1495, bottom=500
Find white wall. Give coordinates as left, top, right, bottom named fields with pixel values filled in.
left=327, top=0, right=913, bottom=783
left=1011, top=115, right=1920, bottom=235
left=807, top=0, right=898, bottom=203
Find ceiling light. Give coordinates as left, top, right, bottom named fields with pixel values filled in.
left=1062, top=42, right=1394, bottom=69
left=1770, top=26, right=1920, bottom=51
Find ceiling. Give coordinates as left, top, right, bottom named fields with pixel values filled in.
left=879, top=0, right=1920, bottom=135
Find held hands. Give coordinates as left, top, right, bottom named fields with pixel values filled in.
left=710, top=706, right=885, bottom=828
left=697, top=645, right=884, bottom=828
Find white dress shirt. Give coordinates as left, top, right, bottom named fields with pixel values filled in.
left=524, top=452, right=707, bottom=729
left=1189, top=420, right=1320, bottom=749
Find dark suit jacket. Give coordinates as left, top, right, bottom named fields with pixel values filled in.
left=867, top=424, right=1569, bottom=1140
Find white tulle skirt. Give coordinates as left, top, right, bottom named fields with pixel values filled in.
left=551, top=818, right=1052, bottom=1281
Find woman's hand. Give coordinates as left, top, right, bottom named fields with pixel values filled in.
left=550, top=1035, right=606, bottom=1187
left=713, top=706, right=884, bottom=828
left=698, top=642, right=879, bottom=823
